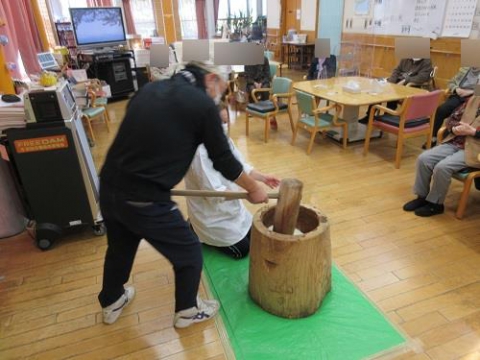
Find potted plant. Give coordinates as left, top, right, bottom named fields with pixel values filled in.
left=227, top=11, right=253, bottom=42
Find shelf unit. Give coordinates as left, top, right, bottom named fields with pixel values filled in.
left=55, top=22, right=77, bottom=67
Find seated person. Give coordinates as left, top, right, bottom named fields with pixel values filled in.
left=428, top=67, right=480, bottom=148
left=244, top=56, right=273, bottom=127
left=306, top=55, right=337, bottom=80
left=244, top=56, right=271, bottom=103
left=359, top=57, right=433, bottom=123
left=184, top=107, right=280, bottom=259
left=403, top=96, right=480, bottom=217
left=387, top=57, right=433, bottom=87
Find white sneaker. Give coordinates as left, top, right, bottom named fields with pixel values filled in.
left=173, top=297, right=220, bottom=328
left=102, top=286, right=135, bottom=324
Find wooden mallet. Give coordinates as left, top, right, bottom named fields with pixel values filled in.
left=170, top=189, right=280, bottom=200
left=171, top=178, right=303, bottom=236
left=272, top=178, right=303, bottom=235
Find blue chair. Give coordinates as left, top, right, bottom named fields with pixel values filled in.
left=245, top=77, right=294, bottom=143
left=269, top=63, right=278, bottom=80
left=292, top=90, right=347, bottom=154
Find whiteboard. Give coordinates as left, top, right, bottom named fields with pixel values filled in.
left=267, top=0, right=281, bottom=29
left=300, top=0, right=316, bottom=31
left=372, top=0, right=447, bottom=37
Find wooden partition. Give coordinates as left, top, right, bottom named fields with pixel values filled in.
left=152, top=0, right=182, bottom=43
left=340, top=33, right=462, bottom=89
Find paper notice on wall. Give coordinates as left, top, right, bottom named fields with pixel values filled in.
left=442, top=0, right=477, bottom=37
left=355, top=0, right=370, bottom=15
left=300, top=0, right=316, bottom=30
left=267, top=0, right=281, bottom=29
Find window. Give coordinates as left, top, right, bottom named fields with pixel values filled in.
left=38, top=0, right=57, bottom=49
left=48, top=0, right=88, bottom=21
left=112, top=0, right=156, bottom=37
left=218, top=0, right=265, bottom=22
left=178, top=0, right=198, bottom=39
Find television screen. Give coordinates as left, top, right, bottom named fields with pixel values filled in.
left=70, top=7, right=127, bottom=48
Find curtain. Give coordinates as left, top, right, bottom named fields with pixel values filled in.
left=87, top=0, right=112, bottom=6
left=122, top=0, right=136, bottom=35
left=0, top=0, right=43, bottom=79
left=213, top=0, right=219, bottom=25
left=195, top=0, right=207, bottom=39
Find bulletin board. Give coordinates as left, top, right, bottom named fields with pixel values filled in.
left=372, top=0, right=448, bottom=37
left=343, top=0, right=479, bottom=39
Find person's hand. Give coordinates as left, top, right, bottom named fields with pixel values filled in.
left=254, top=81, right=262, bottom=89
left=453, top=123, right=476, bottom=136
left=456, top=88, right=474, bottom=98
left=261, top=174, right=281, bottom=188
left=246, top=186, right=269, bottom=204
left=219, top=108, right=228, bottom=124
left=249, top=170, right=280, bottom=188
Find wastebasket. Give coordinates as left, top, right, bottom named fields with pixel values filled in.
left=0, top=157, right=26, bottom=238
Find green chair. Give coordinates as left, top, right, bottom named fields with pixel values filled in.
left=81, top=90, right=110, bottom=143
left=245, top=77, right=294, bottom=143
left=291, top=90, right=347, bottom=154
left=269, top=63, right=278, bottom=81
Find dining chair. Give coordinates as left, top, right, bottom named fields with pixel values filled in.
left=363, top=90, right=443, bottom=168
left=269, top=63, right=278, bottom=81
left=87, top=78, right=112, bottom=125
left=291, top=90, right=346, bottom=154
left=81, top=89, right=110, bottom=143
left=245, top=76, right=294, bottom=143
left=226, top=75, right=247, bottom=115
left=437, top=127, right=480, bottom=219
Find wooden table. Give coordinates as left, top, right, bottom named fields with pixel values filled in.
left=293, top=76, right=428, bottom=142
left=282, top=42, right=315, bottom=70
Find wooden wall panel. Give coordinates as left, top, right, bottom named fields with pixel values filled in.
left=268, top=0, right=318, bottom=62
left=340, top=33, right=462, bottom=89
left=152, top=0, right=165, bottom=38
left=152, top=0, right=181, bottom=43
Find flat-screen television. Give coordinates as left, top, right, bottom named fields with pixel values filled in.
left=69, top=7, right=127, bottom=49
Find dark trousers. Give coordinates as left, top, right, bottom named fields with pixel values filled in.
left=189, top=223, right=251, bottom=259
left=217, top=232, right=250, bottom=259
left=432, top=94, right=466, bottom=138
left=98, top=184, right=202, bottom=312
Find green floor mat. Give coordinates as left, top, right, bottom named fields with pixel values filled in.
left=202, top=246, right=407, bottom=360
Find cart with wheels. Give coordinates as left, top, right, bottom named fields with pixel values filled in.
left=6, top=115, right=102, bottom=250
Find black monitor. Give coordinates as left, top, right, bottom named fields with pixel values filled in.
left=69, top=7, right=127, bottom=50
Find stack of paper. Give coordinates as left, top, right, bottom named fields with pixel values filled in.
left=0, top=96, right=26, bottom=132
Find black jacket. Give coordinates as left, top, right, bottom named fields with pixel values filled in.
left=244, top=56, right=271, bottom=86
left=307, top=55, right=337, bottom=80
left=100, top=70, right=243, bottom=201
